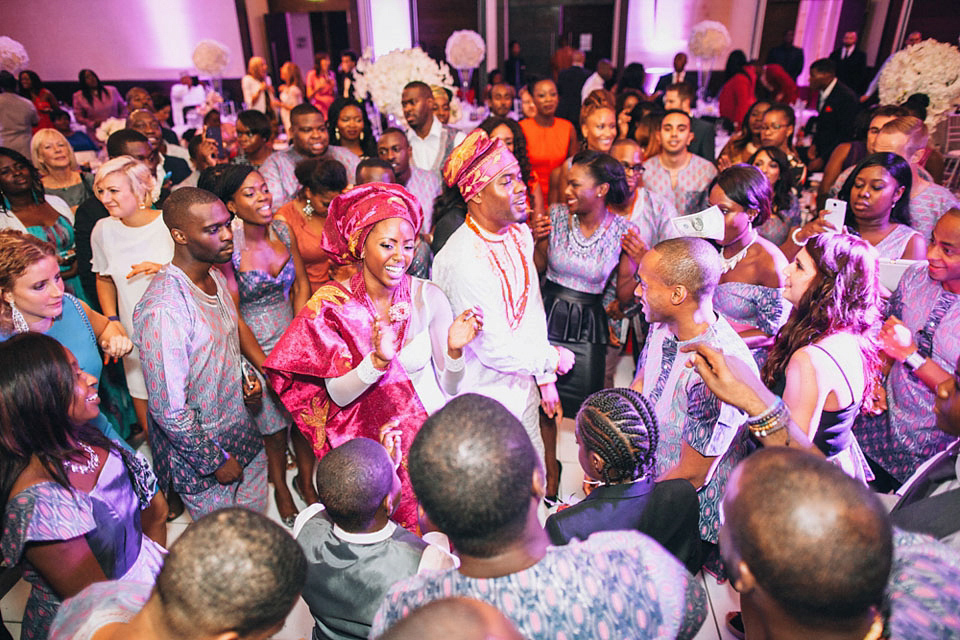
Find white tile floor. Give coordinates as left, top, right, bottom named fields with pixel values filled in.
left=0, top=354, right=739, bottom=639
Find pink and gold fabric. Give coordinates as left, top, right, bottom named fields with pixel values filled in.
left=321, top=183, right=424, bottom=265
left=442, top=129, right=520, bottom=202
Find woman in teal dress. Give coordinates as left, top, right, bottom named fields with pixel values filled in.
left=0, top=147, right=90, bottom=305
left=0, top=230, right=137, bottom=442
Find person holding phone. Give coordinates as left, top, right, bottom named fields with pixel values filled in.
left=782, top=153, right=924, bottom=262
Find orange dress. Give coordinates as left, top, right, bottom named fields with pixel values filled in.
left=276, top=200, right=331, bottom=291
left=520, top=117, right=574, bottom=201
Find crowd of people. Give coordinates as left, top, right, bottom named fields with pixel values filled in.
left=0, top=25, right=959, bottom=640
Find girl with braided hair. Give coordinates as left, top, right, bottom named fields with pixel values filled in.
left=545, top=388, right=702, bottom=573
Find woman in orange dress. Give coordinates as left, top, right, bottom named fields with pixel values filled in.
left=519, top=78, right=577, bottom=202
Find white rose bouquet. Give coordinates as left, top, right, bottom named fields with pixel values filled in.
left=445, top=30, right=486, bottom=69
left=192, top=39, right=230, bottom=76
left=879, top=39, right=960, bottom=128
left=0, top=37, right=29, bottom=74
left=353, top=47, right=456, bottom=123
left=689, top=21, right=731, bottom=60
left=95, top=117, right=128, bottom=144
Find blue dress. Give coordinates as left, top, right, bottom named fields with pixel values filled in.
left=232, top=220, right=296, bottom=435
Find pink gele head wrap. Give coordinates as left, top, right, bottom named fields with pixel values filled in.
left=442, top=129, right=520, bottom=203
left=321, top=183, right=424, bottom=265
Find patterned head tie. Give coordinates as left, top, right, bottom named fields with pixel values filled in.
left=321, top=183, right=424, bottom=265
left=442, top=129, right=520, bottom=203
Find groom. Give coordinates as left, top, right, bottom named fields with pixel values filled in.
left=433, top=130, right=574, bottom=460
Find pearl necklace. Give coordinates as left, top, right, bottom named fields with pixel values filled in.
left=720, top=232, right=757, bottom=274
left=63, top=442, right=100, bottom=475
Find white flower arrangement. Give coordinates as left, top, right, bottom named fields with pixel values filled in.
left=192, top=39, right=230, bottom=76
left=448, top=95, right=463, bottom=124
left=689, top=21, right=731, bottom=60
left=353, top=47, right=456, bottom=123
left=445, top=30, right=486, bottom=70
left=0, top=37, right=29, bottom=73
left=95, top=117, right=127, bottom=144
left=878, top=39, right=960, bottom=128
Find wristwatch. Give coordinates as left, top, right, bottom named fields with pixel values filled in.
left=903, top=351, right=926, bottom=372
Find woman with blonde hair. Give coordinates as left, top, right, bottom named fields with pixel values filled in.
left=91, top=156, right=174, bottom=434
left=31, top=128, right=96, bottom=212
left=278, top=61, right=306, bottom=133
left=242, top=56, right=278, bottom=116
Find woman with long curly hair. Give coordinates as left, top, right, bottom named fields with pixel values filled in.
left=544, top=387, right=701, bottom=574
left=760, top=233, right=882, bottom=482
left=749, top=145, right=801, bottom=246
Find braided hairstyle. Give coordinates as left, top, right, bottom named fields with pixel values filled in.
left=576, top=388, right=659, bottom=484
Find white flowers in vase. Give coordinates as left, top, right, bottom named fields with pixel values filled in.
left=689, top=21, right=731, bottom=60
left=353, top=47, right=456, bottom=124
left=95, top=117, right=128, bottom=144
left=445, top=30, right=486, bottom=70
left=0, top=37, right=29, bottom=74
left=192, top=39, right=230, bottom=76
left=878, top=39, right=960, bottom=128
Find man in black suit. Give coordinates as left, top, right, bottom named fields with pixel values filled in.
left=807, top=58, right=860, bottom=171
left=337, top=50, right=358, bottom=100
left=829, top=31, right=867, bottom=94
left=766, top=29, right=804, bottom=80
left=555, top=49, right=590, bottom=124
left=663, top=82, right=714, bottom=162
left=653, top=52, right=698, bottom=102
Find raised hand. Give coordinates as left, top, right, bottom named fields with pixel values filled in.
left=379, top=420, right=403, bottom=470
left=878, top=316, right=916, bottom=362
left=371, top=315, right=399, bottom=370
left=621, top=226, right=648, bottom=264
left=447, top=306, right=484, bottom=357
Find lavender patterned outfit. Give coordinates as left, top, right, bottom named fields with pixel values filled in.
left=909, top=184, right=960, bottom=240
left=233, top=220, right=295, bottom=436
left=870, top=224, right=922, bottom=260
left=132, top=265, right=267, bottom=518
left=544, top=205, right=629, bottom=415
left=1, top=447, right=164, bottom=639
left=642, top=154, right=717, bottom=216
left=756, top=193, right=802, bottom=246
left=49, top=581, right=151, bottom=640
left=639, top=315, right=756, bottom=543
left=855, top=262, right=960, bottom=482
left=371, top=530, right=707, bottom=640
left=713, top=282, right=790, bottom=367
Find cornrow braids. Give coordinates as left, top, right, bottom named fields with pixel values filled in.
left=576, top=388, right=659, bottom=484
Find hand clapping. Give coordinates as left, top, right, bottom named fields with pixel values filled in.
left=447, top=306, right=484, bottom=358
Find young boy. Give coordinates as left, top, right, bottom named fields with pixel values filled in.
left=294, top=435, right=452, bottom=640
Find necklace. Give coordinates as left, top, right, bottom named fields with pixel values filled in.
left=465, top=214, right=530, bottom=330
left=720, top=231, right=757, bottom=274
left=63, top=442, right=100, bottom=474
left=350, top=271, right=411, bottom=348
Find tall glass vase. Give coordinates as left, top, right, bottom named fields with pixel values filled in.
left=456, top=67, right=476, bottom=105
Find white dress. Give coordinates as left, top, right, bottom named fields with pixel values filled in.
left=90, top=213, right=174, bottom=398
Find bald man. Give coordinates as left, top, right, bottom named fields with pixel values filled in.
left=630, top=237, right=756, bottom=555
left=379, top=597, right=522, bottom=640
left=723, top=447, right=960, bottom=639
left=133, top=188, right=267, bottom=519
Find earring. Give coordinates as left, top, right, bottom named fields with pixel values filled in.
left=9, top=301, right=29, bottom=334
left=303, top=200, right=315, bottom=218
left=335, top=127, right=341, bottom=142
left=360, top=130, right=365, bottom=141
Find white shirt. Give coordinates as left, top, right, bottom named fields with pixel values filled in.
left=581, top=72, right=605, bottom=103
left=433, top=219, right=559, bottom=421
left=242, top=74, right=273, bottom=113
left=818, top=77, right=838, bottom=111
left=406, top=117, right=465, bottom=173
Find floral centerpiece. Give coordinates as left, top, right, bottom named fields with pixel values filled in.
left=353, top=47, right=456, bottom=123
left=0, top=37, right=29, bottom=74
left=688, top=21, right=731, bottom=104
left=445, top=30, right=486, bottom=105
left=192, top=39, right=230, bottom=76
left=688, top=21, right=731, bottom=60
left=95, top=117, right=127, bottom=145
left=879, top=38, right=960, bottom=128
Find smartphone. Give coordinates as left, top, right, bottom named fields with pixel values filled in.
left=824, top=198, right=847, bottom=232
left=206, top=125, right=225, bottom=159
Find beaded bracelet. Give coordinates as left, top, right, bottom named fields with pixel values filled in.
left=746, top=398, right=790, bottom=437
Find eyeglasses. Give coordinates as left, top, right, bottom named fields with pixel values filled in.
left=620, top=163, right=645, bottom=174
left=760, top=123, right=789, bottom=132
